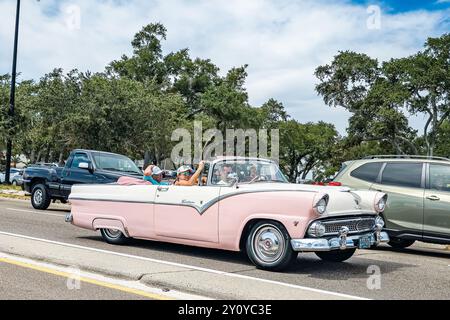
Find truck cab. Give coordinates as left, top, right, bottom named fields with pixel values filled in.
left=23, top=149, right=143, bottom=210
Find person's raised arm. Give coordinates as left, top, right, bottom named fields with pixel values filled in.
left=187, top=161, right=205, bottom=185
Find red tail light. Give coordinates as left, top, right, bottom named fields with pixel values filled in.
left=328, top=181, right=342, bottom=186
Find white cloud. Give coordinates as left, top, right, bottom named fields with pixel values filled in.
left=0, top=0, right=448, bottom=133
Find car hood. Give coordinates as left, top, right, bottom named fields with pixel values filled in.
left=237, top=182, right=383, bottom=216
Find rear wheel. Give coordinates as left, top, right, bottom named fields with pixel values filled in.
left=100, top=228, right=128, bottom=245
left=246, top=221, right=296, bottom=271
left=315, top=248, right=356, bottom=262
left=388, top=238, right=415, bottom=249
left=12, top=180, right=17, bottom=186
left=31, top=184, right=51, bottom=210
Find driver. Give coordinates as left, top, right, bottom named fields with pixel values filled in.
left=215, top=163, right=233, bottom=185
left=175, top=161, right=206, bottom=186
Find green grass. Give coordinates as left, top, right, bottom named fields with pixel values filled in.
left=0, top=185, right=22, bottom=191
left=0, top=184, right=29, bottom=200
left=0, top=193, right=29, bottom=200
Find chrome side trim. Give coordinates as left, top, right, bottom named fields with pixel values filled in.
left=70, top=189, right=316, bottom=215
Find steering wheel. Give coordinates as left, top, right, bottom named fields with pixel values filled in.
left=249, top=175, right=269, bottom=184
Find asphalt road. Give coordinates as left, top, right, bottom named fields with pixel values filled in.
left=0, top=260, right=150, bottom=300
left=1, top=198, right=449, bottom=300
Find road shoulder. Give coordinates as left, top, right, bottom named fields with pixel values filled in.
left=0, top=232, right=365, bottom=300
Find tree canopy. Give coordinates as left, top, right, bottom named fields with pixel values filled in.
left=315, top=33, right=450, bottom=156
left=1, top=24, right=449, bottom=182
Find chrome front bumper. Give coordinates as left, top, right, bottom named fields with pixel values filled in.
left=291, top=229, right=389, bottom=252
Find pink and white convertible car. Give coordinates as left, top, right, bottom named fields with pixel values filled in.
left=66, top=157, right=389, bottom=271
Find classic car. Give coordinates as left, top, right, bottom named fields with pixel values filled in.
left=66, top=157, right=389, bottom=271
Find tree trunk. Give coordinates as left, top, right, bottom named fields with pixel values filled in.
left=36, top=150, right=42, bottom=163
left=30, top=149, right=35, bottom=163
left=144, top=151, right=151, bottom=169
left=58, top=152, right=65, bottom=166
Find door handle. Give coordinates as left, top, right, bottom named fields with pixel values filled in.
left=426, top=195, right=440, bottom=201
left=157, top=186, right=169, bottom=192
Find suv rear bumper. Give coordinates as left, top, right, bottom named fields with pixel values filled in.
left=291, top=230, right=389, bottom=252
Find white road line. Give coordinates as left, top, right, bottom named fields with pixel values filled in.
left=0, top=230, right=368, bottom=300
left=5, top=208, right=65, bottom=218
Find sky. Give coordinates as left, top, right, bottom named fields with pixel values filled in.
left=0, top=0, right=449, bottom=134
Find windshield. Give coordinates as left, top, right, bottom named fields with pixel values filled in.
left=211, top=159, right=288, bottom=186
left=92, top=152, right=142, bottom=175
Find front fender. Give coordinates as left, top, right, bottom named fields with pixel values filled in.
left=233, top=213, right=313, bottom=251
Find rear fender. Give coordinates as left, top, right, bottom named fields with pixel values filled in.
left=92, top=218, right=129, bottom=237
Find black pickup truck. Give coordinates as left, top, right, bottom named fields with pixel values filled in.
left=23, top=149, right=143, bottom=210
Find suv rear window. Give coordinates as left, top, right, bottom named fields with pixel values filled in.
left=350, top=162, right=383, bottom=182
left=381, top=163, right=423, bottom=188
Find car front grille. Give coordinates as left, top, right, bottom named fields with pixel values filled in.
left=322, top=217, right=376, bottom=236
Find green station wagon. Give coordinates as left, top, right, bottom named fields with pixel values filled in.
left=334, top=155, right=450, bottom=248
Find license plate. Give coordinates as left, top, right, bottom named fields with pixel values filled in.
left=358, top=235, right=371, bottom=249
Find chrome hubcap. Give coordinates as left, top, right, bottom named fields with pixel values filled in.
left=104, top=229, right=122, bottom=239
left=253, top=225, right=285, bottom=263
left=33, top=189, right=43, bottom=205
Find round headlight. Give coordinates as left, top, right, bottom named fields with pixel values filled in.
left=375, top=215, right=385, bottom=228
left=308, top=221, right=326, bottom=238
left=315, top=198, right=327, bottom=214
left=376, top=196, right=387, bottom=212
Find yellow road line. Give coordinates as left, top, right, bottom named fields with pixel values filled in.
left=0, top=257, right=172, bottom=300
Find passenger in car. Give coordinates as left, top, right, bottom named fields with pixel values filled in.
left=143, top=165, right=169, bottom=185
left=175, top=161, right=205, bottom=186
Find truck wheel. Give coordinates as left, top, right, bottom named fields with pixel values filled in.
left=388, top=238, right=415, bottom=249
left=31, top=184, right=51, bottom=210
left=100, top=228, right=128, bottom=245
left=315, top=248, right=356, bottom=262
left=246, top=221, right=296, bottom=271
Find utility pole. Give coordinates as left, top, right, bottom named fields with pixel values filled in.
left=5, top=0, right=21, bottom=184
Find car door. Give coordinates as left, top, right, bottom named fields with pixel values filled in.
left=60, top=152, right=94, bottom=196
left=153, top=185, right=220, bottom=243
left=423, top=163, right=450, bottom=238
left=370, top=162, right=425, bottom=234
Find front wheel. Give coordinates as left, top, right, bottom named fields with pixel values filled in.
left=315, top=248, right=356, bottom=262
left=100, top=228, right=128, bottom=245
left=388, top=238, right=415, bottom=249
left=246, top=221, right=296, bottom=271
left=31, top=184, right=51, bottom=210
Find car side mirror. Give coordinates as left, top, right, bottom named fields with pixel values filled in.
left=78, top=162, right=93, bottom=172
